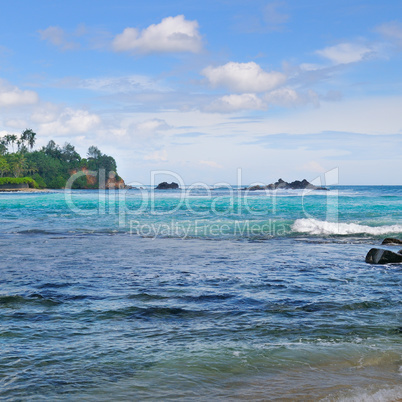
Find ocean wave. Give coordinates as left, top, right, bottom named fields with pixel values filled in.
left=0, top=294, right=61, bottom=307
left=292, top=219, right=402, bottom=236
left=322, top=385, right=402, bottom=402
left=84, top=305, right=207, bottom=321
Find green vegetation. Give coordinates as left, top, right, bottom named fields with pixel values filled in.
left=0, top=129, right=122, bottom=189
left=0, top=177, right=38, bottom=188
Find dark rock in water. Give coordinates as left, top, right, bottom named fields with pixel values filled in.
left=399, top=250, right=402, bottom=255
left=365, top=248, right=402, bottom=264
left=247, top=185, right=266, bottom=191
left=266, top=178, right=287, bottom=190
left=247, top=178, right=328, bottom=191
left=155, top=182, right=179, bottom=190
left=382, top=238, right=402, bottom=245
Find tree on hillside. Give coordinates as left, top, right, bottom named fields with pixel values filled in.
left=0, top=131, right=122, bottom=189
left=43, top=140, right=62, bottom=159
left=87, top=146, right=102, bottom=160
left=61, top=143, right=81, bottom=166
left=98, top=154, right=117, bottom=175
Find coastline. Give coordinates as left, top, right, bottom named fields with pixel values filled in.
left=0, top=188, right=52, bottom=193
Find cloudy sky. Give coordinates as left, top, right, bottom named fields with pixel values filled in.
left=1, top=0, right=401, bottom=185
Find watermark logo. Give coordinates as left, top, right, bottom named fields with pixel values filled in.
left=129, top=219, right=289, bottom=240
left=64, top=168, right=340, bottom=238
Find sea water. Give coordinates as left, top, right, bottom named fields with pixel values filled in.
left=0, top=186, right=401, bottom=400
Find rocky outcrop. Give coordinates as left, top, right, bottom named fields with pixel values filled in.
left=382, top=238, right=402, bottom=245
left=105, top=175, right=126, bottom=189
left=155, top=182, right=179, bottom=190
left=247, top=178, right=328, bottom=191
left=365, top=248, right=402, bottom=264
left=70, top=168, right=128, bottom=189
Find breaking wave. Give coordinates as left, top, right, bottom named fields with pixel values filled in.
left=292, top=219, right=402, bottom=236
left=323, top=385, right=402, bottom=402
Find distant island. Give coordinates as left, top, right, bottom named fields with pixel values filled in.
left=0, top=129, right=126, bottom=190
left=246, top=178, right=328, bottom=191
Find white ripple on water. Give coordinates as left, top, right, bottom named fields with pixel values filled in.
left=292, top=218, right=402, bottom=236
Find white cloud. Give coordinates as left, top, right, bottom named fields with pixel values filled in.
left=199, top=160, right=223, bottom=168
left=202, top=62, right=286, bottom=93
left=102, top=118, right=172, bottom=148
left=144, top=149, right=168, bottom=161
left=263, top=2, right=289, bottom=28
left=264, top=88, right=303, bottom=106
left=376, top=21, right=402, bottom=46
left=0, top=79, right=39, bottom=106
left=299, top=63, right=322, bottom=72
left=137, top=118, right=171, bottom=132
left=112, top=15, right=202, bottom=53
left=39, top=26, right=78, bottom=50
left=264, top=88, right=320, bottom=107
left=301, top=161, right=326, bottom=173
left=316, top=42, right=373, bottom=64
left=73, top=75, right=169, bottom=93
left=234, top=1, right=289, bottom=34
left=30, top=104, right=59, bottom=124
left=5, top=119, right=27, bottom=128
left=239, top=96, right=402, bottom=136
left=206, top=93, right=266, bottom=112
left=38, top=108, right=101, bottom=135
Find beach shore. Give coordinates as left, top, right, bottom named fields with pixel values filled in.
left=0, top=188, right=52, bottom=193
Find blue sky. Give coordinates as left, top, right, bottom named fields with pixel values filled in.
left=1, top=0, right=401, bottom=184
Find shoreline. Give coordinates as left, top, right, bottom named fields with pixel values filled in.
left=0, top=188, right=52, bottom=193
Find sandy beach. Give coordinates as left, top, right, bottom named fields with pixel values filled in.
left=0, top=188, right=52, bottom=193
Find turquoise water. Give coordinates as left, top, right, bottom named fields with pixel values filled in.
left=0, top=186, right=401, bottom=400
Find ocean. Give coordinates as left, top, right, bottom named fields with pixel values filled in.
left=0, top=185, right=401, bottom=401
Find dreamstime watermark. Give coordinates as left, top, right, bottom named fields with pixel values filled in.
left=63, top=167, right=340, bottom=237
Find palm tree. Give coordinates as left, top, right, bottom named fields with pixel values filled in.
left=16, top=139, right=28, bottom=154
left=25, top=166, right=38, bottom=176
left=9, top=153, right=27, bottom=177
left=21, top=129, right=36, bottom=150
left=0, top=157, right=9, bottom=177
left=3, top=135, right=12, bottom=152
left=28, top=131, right=36, bottom=150
left=0, top=140, right=7, bottom=156
left=9, top=134, right=17, bottom=153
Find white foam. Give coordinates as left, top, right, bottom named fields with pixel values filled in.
left=292, top=218, right=402, bottom=236
left=330, top=385, right=402, bottom=402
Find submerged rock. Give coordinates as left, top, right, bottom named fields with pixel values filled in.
left=155, top=182, right=179, bottom=190
left=365, top=248, right=402, bottom=264
left=381, top=238, right=402, bottom=245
